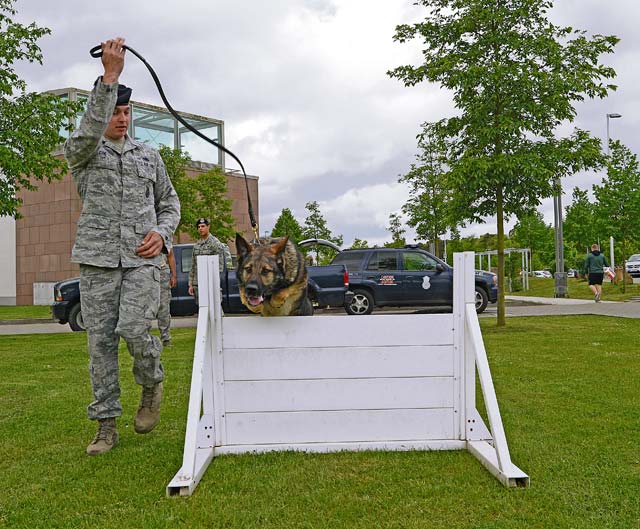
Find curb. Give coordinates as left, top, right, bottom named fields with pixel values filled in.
left=0, top=318, right=56, bottom=325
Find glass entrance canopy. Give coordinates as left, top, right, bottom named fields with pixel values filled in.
left=51, top=88, right=225, bottom=167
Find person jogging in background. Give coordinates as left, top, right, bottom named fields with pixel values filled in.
left=584, top=243, right=609, bottom=302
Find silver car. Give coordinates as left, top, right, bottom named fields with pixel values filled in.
left=625, top=254, right=640, bottom=278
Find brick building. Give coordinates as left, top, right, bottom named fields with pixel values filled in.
left=13, top=88, right=258, bottom=305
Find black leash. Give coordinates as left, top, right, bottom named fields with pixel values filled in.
left=90, top=44, right=259, bottom=240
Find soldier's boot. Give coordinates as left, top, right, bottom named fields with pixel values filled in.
left=134, top=382, right=163, bottom=434
left=86, top=418, right=118, bottom=456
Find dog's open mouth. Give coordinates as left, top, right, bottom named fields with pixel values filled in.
left=247, top=295, right=264, bottom=307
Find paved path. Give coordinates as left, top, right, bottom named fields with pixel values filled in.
left=479, top=296, right=640, bottom=319
left=0, top=297, right=638, bottom=335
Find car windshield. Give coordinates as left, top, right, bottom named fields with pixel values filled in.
left=629, top=254, right=640, bottom=262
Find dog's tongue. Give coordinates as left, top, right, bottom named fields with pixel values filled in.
left=248, top=295, right=263, bottom=306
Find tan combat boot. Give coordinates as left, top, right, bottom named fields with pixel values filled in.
left=134, top=382, right=163, bottom=434
left=86, top=418, right=118, bottom=456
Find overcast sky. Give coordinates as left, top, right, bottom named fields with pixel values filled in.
left=13, top=0, right=639, bottom=246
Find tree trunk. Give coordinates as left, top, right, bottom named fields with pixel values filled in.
left=496, top=186, right=506, bottom=326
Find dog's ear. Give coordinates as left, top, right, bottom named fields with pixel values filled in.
left=235, top=233, right=253, bottom=262
left=271, top=236, right=289, bottom=256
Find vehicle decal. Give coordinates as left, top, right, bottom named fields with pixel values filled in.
left=379, top=275, right=397, bottom=286
left=422, top=276, right=431, bottom=290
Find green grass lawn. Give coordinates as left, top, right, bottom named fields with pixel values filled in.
left=0, top=305, right=52, bottom=320
left=0, top=319, right=638, bottom=528
left=511, top=276, right=640, bottom=301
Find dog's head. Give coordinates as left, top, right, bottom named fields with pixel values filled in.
left=235, top=234, right=290, bottom=309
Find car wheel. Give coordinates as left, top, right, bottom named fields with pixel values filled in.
left=345, top=289, right=374, bottom=315
left=474, top=286, right=488, bottom=314
left=68, top=303, right=86, bottom=332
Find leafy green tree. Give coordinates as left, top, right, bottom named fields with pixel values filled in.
left=385, top=213, right=406, bottom=248
left=271, top=208, right=304, bottom=243
left=0, top=0, right=82, bottom=217
left=563, top=187, right=600, bottom=267
left=399, top=125, right=457, bottom=256
left=593, top=140, right=640, bottom=289
left=349, top=238, right=369, bottom=249
left=389, top=0, right=615, bottom=325
left=509, top=211, right=554, bottom=271
left=302, top=201, right=343, bottom=264
left=159, top=146, right=235, bottom=243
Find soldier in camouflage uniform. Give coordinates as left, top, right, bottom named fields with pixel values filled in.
left=157, top=248, right=176, bottom=346
left=64, top=38, right=180, bottom=456
left=188, top=217, right=232, bottom=305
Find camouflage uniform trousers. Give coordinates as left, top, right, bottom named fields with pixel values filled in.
left=157, top=265, right=172, bottom=343
left=80, top=264, right=163, bottom=420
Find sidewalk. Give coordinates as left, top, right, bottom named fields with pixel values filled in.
left=506, top=295, right=609, bottom=305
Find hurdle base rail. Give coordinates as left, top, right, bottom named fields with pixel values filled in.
left=167, top=252, right=529, bottom=497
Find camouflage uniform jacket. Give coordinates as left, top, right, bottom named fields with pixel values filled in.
left=64, top=78, right=180, bottom=268
left=189, top=234, right=231, bottom=287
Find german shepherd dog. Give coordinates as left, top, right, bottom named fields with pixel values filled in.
left=235, top=234, right=313, bottom=316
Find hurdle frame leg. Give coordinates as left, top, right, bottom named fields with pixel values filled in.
left=455, top=252, right=530, bottom=488
left=167, top=256, right=222, bottom=497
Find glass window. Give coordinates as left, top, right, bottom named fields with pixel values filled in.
left=402, top=251, right=438, bottom=271
left=181, top=247, right=192, bottom=274
left=132, top=106, right=175, bottom=149
left=332, top=250, right=367, bottom=272
left=366, top=251, right=398, bottom=271
left=179, top=118, right=221, bottom=165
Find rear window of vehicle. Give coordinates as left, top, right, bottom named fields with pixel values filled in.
left=332, top=251, right=367, bottom=272
left=366, top=251, right=398, bottom=271
left=180, top=247, right=192, bottom=273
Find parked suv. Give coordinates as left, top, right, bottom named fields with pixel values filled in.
left=625, top=254, right=640, bottom=278
left=331, top=246, right=497, bottom=315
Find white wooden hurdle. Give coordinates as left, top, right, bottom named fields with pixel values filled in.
left=167, top=252, right=529, bottom=497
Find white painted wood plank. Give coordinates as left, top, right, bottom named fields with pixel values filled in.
left=225, top=408, right=454, bottom=445
left=223, top=314, right=454, bottom=349
left=224, top=345, right=454, bottom=380
left=225, top=377, right=454, bottom=412
left=216, top=439, right=467, bottom=456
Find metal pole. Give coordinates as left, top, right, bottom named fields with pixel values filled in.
left=610, top=235, right=615, bottom=281
left=553, top=178, right=567, bottom=297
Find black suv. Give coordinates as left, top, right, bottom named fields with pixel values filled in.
left=331, top=246, right=497, bottom=315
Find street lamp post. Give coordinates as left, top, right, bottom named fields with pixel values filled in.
left=606, top=112, right=622, bottom=156
left=606, top=113, right=622, bottom=277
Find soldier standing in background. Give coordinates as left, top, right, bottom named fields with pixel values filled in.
left=157, top=248, right=177, bottom=347
left=188, top=217, right=231, bottom=305
left=65, top=37, right=180, bottom=456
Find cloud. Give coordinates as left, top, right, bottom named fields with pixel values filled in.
left=12, top=0, right=640, bottom=248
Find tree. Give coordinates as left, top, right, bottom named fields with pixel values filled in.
left=159, top=146, right=235, bottom=243
left=399, top=125, right=458, bottom=256
left=509, top=210, right=554, bottom=271
left=593, top=140, right=640, bottom=289
left=349, top=238, right=369, bottom=249
left=563, top=187, right=599, bottom=266
left=0, top=0, right=82, bottom=217
left=385, top=213, right=406, bottom=248
left=301, top=201, right=343, bottom=265
left=389, top=0, right=615, bottom=325
left=271, top=208, right=303, bottom=243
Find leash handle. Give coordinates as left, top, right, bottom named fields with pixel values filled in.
left=88, top=43, right=259, bottom=232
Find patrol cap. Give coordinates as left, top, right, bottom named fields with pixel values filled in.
left=196, top=217, right=210, bottom=227
left=115, top=84, right=132, bottom=106
left=93, top=78, right=132, bottom=106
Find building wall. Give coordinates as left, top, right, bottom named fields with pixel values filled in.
left=0, top=216, right=16, bottom=305
left=15, top=162, right=258, bottom=305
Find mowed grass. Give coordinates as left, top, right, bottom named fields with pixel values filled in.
left=514, top=276, right=640, bottom=301
left=0, top=305, right=52, bottom=320
left=0, top=317, right=638, bottom=529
